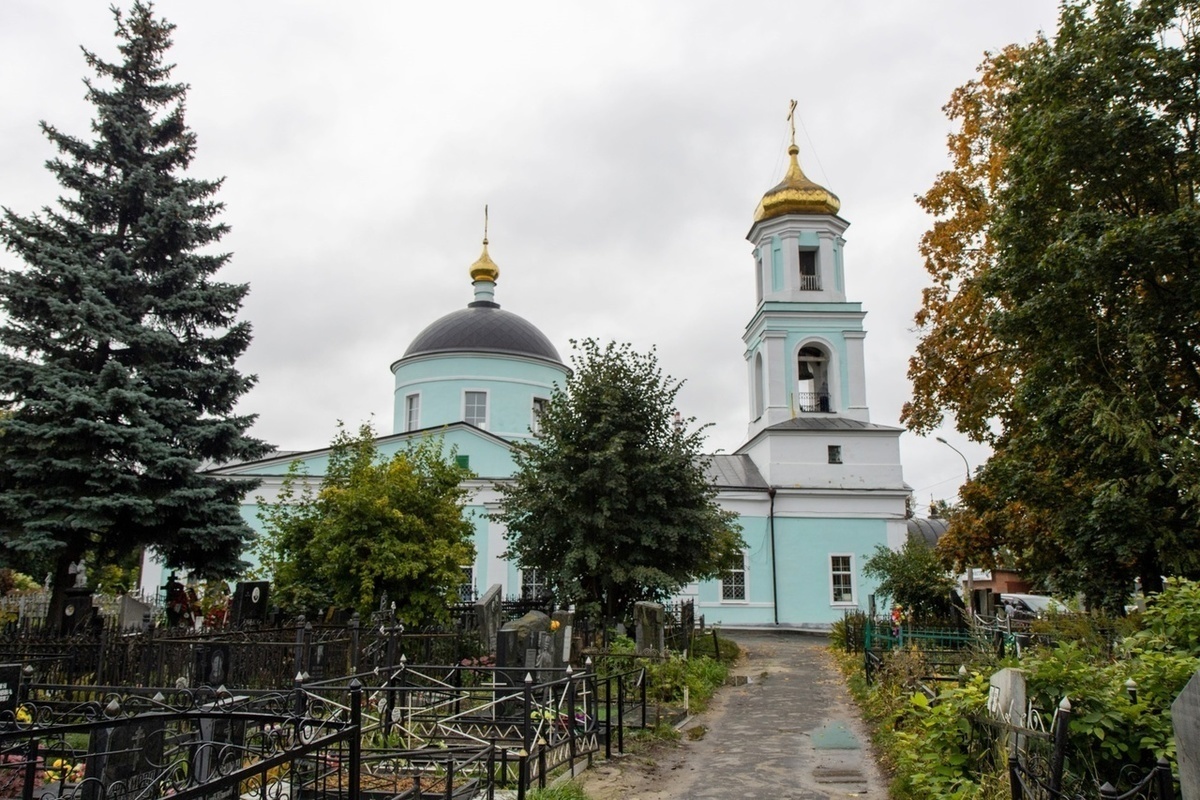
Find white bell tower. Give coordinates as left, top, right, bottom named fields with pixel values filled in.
left=743, top=107, right=870, bottom=440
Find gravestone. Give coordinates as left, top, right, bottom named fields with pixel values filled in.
left=634, top=602, right=665, bottom=655
left=988, top=668, right=1028, bottom=752
left=83, top=718, right=167, bottom=800
left=232, top=581, right=269, bottom=625
left=60, top=588, right=93, bottom=634
left=1171, top=668, right=1200, bottom=799
left=0, top=664, right=21, bottom=715
left=496, top=610, right=552, bottom=683
left=194, top=699, right=247, bottom=793
left=192, top=644, right=232, bottom=688
left=475, top=584, right=503, bottom=653
left=551, top=610, right=574, bottom=666
left=117, top=594, right=153, bottom=630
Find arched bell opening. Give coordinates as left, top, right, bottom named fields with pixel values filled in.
left=796, top=346, right=832, bottom=413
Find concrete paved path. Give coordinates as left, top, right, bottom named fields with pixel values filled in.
left=574, top=630, right=888, bottom=799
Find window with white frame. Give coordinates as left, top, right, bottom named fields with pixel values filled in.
left=721, top=552, right=748, bottom=602
left=531, top=397, right=549, bottom=435
left=830, top=554, right=855, bottom=604
left=464, top=391, right=487, bottom=428
left=404, top=393, right=420, bottom=432
left=521, top=568, right=547, bottom=601
left=457, top=564, right=475, bottom=602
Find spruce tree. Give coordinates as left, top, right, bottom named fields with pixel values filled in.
left=0, top=3, right=268, bottom=609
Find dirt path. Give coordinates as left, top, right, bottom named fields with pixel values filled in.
left=573, top=631, right=887, bottom=799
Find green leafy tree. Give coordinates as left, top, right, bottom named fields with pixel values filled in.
left=496, top=339, right=744, bottom=622
left=0, top=4, right=267, bottom=613
left=256, top=423, right=476, bottom=624
left=863, top=538, right=958, bottom=618
left=907, top=0, right=1200, bottom=612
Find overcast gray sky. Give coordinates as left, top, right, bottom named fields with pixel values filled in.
left=1, top=2, right=1061, bottom=516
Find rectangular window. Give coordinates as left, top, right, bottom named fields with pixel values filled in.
left=721, top=553, right=747, bottom=602
left=464, top=391, right=487, bottom=428
left=828, top=445, right=842, bottom=464
left=455, top=455, right=470, bottom=470
left=531, top=397, right=549, bottom=435
left=405, top=393, right=420, bottom=432
left=521, top=569, right=547, bottom=601
left=798, top=249, right=819, bottom=290
left=830, top=554, right=855, bottom=604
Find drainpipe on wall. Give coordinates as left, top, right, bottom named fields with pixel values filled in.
left=768, top=487, right=778, bottom=625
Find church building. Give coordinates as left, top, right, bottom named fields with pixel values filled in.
left=141, top=133, right=910, bottom=630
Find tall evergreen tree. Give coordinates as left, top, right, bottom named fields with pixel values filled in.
left=0, top=3, right=268, bottom=609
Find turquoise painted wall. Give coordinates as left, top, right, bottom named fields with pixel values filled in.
left=696, top=515, right=886, bottom=627
left=394, top=353, right=567, bottom=441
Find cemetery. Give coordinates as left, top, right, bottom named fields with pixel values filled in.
left=835, top=582, right=1200, bottom=800
left=0, top=580, right=724, bottom=800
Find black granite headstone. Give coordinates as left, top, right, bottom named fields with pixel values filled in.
left=83, top=718, right=166, bottom=800
left=232, top=581, right=269, bottom=625
left=0, top=664, right=20, bottom=714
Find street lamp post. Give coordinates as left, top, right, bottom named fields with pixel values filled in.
left=936, top=436, right=974, bottom=613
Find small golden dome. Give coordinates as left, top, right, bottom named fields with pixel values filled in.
left=753, top=143, right=840, bottom=221
left=469, top=238, right=499, bottom=283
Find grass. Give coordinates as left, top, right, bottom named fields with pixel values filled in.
left=527, top=780, right=593, bottom=799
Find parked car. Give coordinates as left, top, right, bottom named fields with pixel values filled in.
left=1000, top=593, right=1067, bottom=620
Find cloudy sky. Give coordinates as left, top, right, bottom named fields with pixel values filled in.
left=0, top=2, right=1062, bottom=516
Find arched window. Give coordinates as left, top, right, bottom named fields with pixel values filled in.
left=796, top=346, right=831, bottom=413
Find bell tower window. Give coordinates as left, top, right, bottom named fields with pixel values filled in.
left=798, top=249, right=819, bottom=291
left=796, top=346, right=831, bottom=413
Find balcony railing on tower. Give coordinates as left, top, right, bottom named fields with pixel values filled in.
left=795, top=390, right=832, bottom=413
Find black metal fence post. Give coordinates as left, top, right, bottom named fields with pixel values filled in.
left=616, top=674, right=625, bottom=753
left=21, top=735, right=37, bottom=800
left=567, top=665, right=577, bottom=773
left=520, top=672, right=533, bottom=799
left=349, top=678, right=362, bottom=800
left=1008, top=752, right=1021, bottom=800
left=350, top=613, right=360, bottom=674
left=1156, top=756, right=1175, bottom=800
left=604, top=673, right=612, bottom=759
left=293, top=615, right=306, bottom=679
left=640, top=667, right=647, bottom=729
left=1049, top=697, right=1071, bottom=797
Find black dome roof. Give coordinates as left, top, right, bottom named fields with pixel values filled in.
left=401, top=301, right=561, bottom=363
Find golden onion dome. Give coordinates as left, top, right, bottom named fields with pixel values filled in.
left=753, top=143, right=840, bottom=221
left=469, top=237, right=499, bottom=283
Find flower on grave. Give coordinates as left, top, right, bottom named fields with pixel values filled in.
left=550, top=620, right=561, bottom=632
left=44, top=759, right=83, bottom=783
left=15, top=707, right=31, bottom=724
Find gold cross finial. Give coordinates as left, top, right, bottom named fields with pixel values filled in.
left=483, top=204, right=489, bottom=245
left=787, top=99, right=798, bottom=147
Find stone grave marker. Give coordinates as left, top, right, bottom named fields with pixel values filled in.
left=83, top=717, right=166, bottom=800
left=988, top=668, right=1027, bottom=752
left=1172, top=667, right=1200, bottom=799
left=0, top=664, right=20, bottom=715
left=634, top=602, right=665, bottom=655
left=475, top=584, right=503, bottom=653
